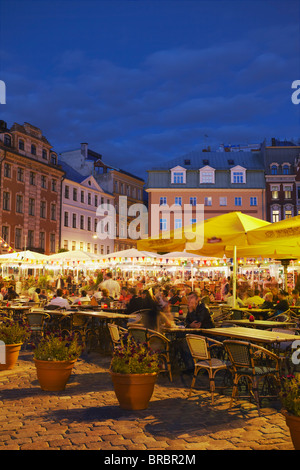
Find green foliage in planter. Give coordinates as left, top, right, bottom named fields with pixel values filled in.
left=0, top=320, right=30, bottom=345
left=280, top=375, right=300, bottom=417
left=110, top=335, right=160, bottom=374
left=33, top=332, right=82, bottom=361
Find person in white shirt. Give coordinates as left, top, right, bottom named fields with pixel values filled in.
left=47, top=289, right=71, bottom=310
left=100, top=272, right=120, bottom=299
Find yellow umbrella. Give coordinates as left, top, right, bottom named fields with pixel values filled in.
left=138, top=212, right=270, bottom=307
left=138, top=211, right=270, bottom=255
left=247, top=214, right=300, bottom=247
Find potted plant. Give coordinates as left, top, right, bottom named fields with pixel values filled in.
left=0, top=320, right=30, bottom=370
left=33, top=332, right=82, bottom=391
left=109, top=335, right=160, bottom=410
left=280, top=374, right=300, bottom=450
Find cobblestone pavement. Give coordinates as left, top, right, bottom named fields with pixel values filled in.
left=0, top=350, right=294, bottom=451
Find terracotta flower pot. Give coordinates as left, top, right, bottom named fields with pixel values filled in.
left=109, top=370, right=158, bottom=410
left=282, top=409, right=300, bottom=450
left=34, top=358, right=77, bottom=391
left=0, top=343, right=23, bottom=371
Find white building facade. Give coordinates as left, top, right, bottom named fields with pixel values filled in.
left=60, top=167, right=114, bottom=255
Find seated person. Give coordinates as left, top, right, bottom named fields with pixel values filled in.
left=72, top=290, right=91, bottom=304
left=168, top=288, right=181, bottom=305
left=247, top=289, right=264, bottom=307
left=4, top=285, right=19, bottom=301
left=226, top=290, right=244, bottom=307
left=185, top=291, right=214, bottom=329
left=99, top=288, right=114, bottom=306
left=292, top=289, right=300, bottom=306
left=47, top=289, right=71, bottom=310
left=126, top=287, right=143, bottom=314
left=273, top=290, right=290, bottom=316
left=260, top=292, right=274, bottom=309
left=119, top=287, right=132, bottom=304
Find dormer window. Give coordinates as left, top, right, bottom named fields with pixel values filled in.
left=31, top=144, right=36, bottom=155
left=199, top=165, right=215, bottom=184
left=170, top=166, right=186, bottom=184
left=282, top=163, right=290, bottom=175
left=271, top=163, right=278, bottom=175
left=230, top=165, right=246, bottom=184
left=4, top=134, right=11, bottom=147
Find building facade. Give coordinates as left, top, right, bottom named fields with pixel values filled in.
left=59, top=144, right=145, bottom=251
left=262, top=139, right=300, bottom=222
left=60, top=161, right=114, bottom=255
left=146, top=150, right=266, bottom=236
left=0, top=121, right=64, bottom=254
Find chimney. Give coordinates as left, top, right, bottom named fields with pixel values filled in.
left=81, top=143, right=88, bottom=159
left=271, top=138, right=276, bottom=146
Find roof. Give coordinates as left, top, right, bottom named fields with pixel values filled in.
left=149, top=150, right=265, bottom=171
left=60, top=160, right=87, bottom=184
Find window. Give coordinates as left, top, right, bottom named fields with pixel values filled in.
left=28, top=230, right=34, bottom=248
left=29, top=198, right=35, bottom=216
left=94, top=244, right=98, bottom=254
left=19, top=140, right=24, bottom=151
left=87, top=243, right=91, bottom=252
left=29, top=172, right=36, bottom=185
left=283, top=165, right=290, bottom=175
left=73, top=188, right=77, bottom=201
left=31, top=144, right=36, bottom=155
left=50, top=233, right=55, bottom=252
left=2, top=226, right=9, bottom=243
left=94, top=195, right=98, bottom=207
left=88, top=193, right=91, bottom=205
left=4, top=163, right=11, bottom=178
left=41, top=175, right=47, bottom=188
left=15, top=228, right=22, bottom=249
left=219, top=196, right=227, bottom=206
left=51, top=154, right=57, bottom=165
left=285, top=210, right=292, bottom=219
left=80, top=241, right=84, bottom=251
left=50, top=204, right=56, bottom=221
left=173, top=172, right=184, bottom=184
left=63, top=240, right=68, bottom=250
left=175, top=218, right=182, bottom=229
left=160, top=218, right=167, bottom=231
left=284, top=185, right=292, bottom=199
left=64, top=212, right=69, bottom=227
left=204, top=197, right=212, bottom=206
left=233, top=172, right=244, bottom=183
left=39, top=232, right=45, bottom=251
left=175, top=197, right=182, bottom=205
left=235, top=197, right=242, bottom=206
left=81, top=191, right=84, bottom=203
left=272, top=209, right=280, bottom=222
left=190, top=197, right=197, bottom=206
left=72, top=213, right=77, bottom=228
left=40, top=201, right=46, bottom=218
left=160, top=197, right=167, bottom=205
left=202, top=172, right=214, bottom=183
left=94, top=219, right=98, bottom=232
left=64, top=185, right=69, bottom=199
left=72, top=241, right=76, bottom=251
left=51, top=179, right=57, bottom=192
left=80, top=215, right=84, bottom=230
left=87, top=217, right=91, bottom=231
left=42, top=149, right=47, bottom=159
left=16, top=195, right=23, bottom=213
left=271, top=165, right=278, bottom=175
left=17, top=168, right=24, bottom=182
left=3, top=191, right=10, bottom=211
left=271, top=185, right=279, bottom=199
left=250, top=197, right=257, bottom=206
left=4, top=134, right=11, bottom=146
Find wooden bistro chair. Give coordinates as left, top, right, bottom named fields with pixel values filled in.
left=185, top=334, right=230, bottom=404
left=107, top=323, right=127, bottom=350
left=223, top=340, right=281, bottom=416
left=128, top=326, right=173, bottom=381
left=25, top=309, right=51, bottom=345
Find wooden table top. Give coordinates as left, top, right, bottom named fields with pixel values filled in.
left=199, top=326, right=300, bottom=344
left=221, top=319, right=296, bottom=328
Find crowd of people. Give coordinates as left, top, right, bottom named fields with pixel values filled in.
left=0, top=269, right=297, bottom=332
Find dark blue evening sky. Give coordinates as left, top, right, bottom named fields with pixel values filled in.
left=0, top=0, right=299, bottom=178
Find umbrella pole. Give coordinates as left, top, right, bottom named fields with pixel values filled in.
left=233, top=245, right=237, bottom=308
